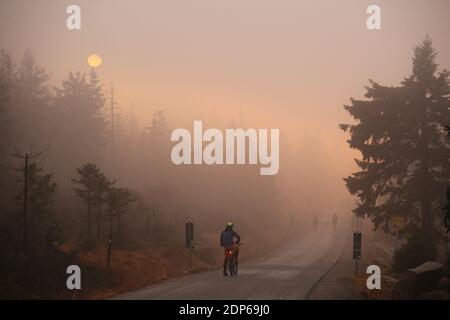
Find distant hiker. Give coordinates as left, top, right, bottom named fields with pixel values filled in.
left=220, top=222, right=241, bottom=276
left=332, top=213, right=338, bottom=232
left=313, top=214, right=319, bottom=231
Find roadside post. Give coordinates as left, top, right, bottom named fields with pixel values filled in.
left=145, top=206, right=156, bottom=243
left=145, top=208, right=150, bottom=243
left=107, top=232, right=112, bottom=267
left=185, top=221, right=194, bottom=270
left=353, top=231, right=362, bottom=276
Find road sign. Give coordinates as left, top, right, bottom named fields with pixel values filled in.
left=390, top=216, right=406, bottom=230
left=353, top=231, right=362, bottom=260
left=185, top=221, right=194, bottom=249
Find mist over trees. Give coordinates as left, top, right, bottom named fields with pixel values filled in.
left=52, top=70, right=107, bottom=183
left=341, top=38, right=450, bottom=270
left=0, top=48, right=286, bottom=278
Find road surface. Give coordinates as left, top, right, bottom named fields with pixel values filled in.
left=115, top=225, right=349, bottom=300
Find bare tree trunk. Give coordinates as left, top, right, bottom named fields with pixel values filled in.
left=107, top=209, right=113, bottom=267
left=145, top=208, right=149, bottom=243
left=30, top=205, right=35, bottom=254
left=117, top=212, right=121, bottom=234
left=22, top=153, right=28, bottom=255
left=87, top=195, right=91, bottom=240
left=419, top=119, right=434, bottom=254
left=96, top=204, right=101, bottom=240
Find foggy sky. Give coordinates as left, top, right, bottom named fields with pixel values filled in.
left=1, top=0, right=449, bottom=211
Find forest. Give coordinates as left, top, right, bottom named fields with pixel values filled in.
left=0, top=49, right=291, bottom=298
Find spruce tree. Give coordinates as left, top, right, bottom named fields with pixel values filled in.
left=341, top=37, right=450, bottom=268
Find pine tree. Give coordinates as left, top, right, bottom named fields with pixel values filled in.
left=0, top=51, right=13, bottom=160
left=93, top=171, right=114, bottom=239
left=14, top=50, right=50, bottom=149
left=15, top=162, right=57, bottom=254
left=105, top=187, right=134, bottom=235
left=135, top=110, right=171, bottom=186
left=72, top=163, right=106, bottom=240
left=341, top=37, right=450, bottom=268
left=27, top=163, right=57, bottom=251
left=0, top=51, right=16, bottom=210
left=145, top=110, right=169, bottom=138
left=54, top=71, right=106, bottom=179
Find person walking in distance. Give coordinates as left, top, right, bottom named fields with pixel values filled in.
left=313, top=214, right=319, bottom=231
left=332, top=213, right=338, bottom=232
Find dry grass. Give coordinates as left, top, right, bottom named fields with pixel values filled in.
left=74, top=226, right=294, bottom=299
left=0, top=214, right=307, bottom=299
left=73, top=244, right=222, bottom=299
left=354, top=275, right=395, bottom=299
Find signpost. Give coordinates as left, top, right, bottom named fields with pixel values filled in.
left=185, top=221, right=194, bottom=270
left=107, top=232, right=112, bottom=267
left=185, top=221, right=194, bottom=249
left=353, top=231, right=362, bottom=276
left=389, top=215, right=406, bottom=233
left=389, top=215, right=406, bottom=250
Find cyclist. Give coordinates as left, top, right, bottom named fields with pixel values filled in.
left=220, top=222, right=241, bottom=276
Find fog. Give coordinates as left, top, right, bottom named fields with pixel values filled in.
left=1, top=0, right=450, bottom=250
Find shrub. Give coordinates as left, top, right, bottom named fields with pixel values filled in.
left=392, top=234, right=437, bottom=272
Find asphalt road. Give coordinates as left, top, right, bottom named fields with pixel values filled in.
left=115, top=224, right=348, bottom=300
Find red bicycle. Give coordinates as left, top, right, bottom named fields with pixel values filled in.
left=225, top=243, right=242, bottom=276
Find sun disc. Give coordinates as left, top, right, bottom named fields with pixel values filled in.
left=87, top=54, right=102, bottom=68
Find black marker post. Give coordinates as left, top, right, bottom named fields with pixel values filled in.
left=353, top=231, right=362, bottom=276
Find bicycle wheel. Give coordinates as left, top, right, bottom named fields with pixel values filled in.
left=228, top=255, right=236, bottom=276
